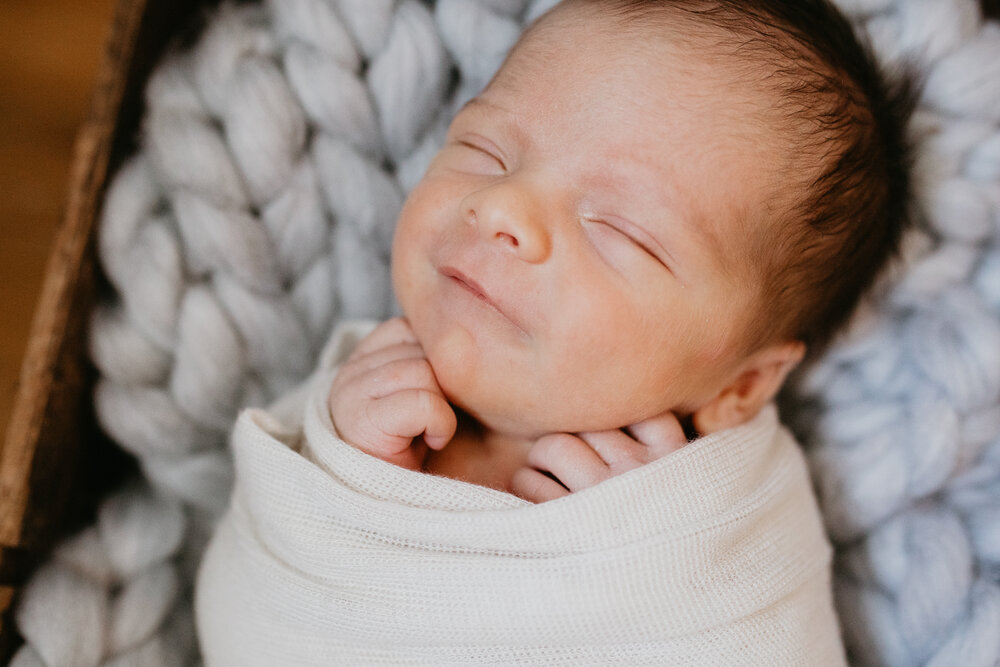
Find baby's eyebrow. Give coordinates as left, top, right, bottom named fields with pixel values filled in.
left=596, top=158, right=726, bottom=269
left=460, top=94, right=517, bottom=116
left=454, top=97, right=503, bottom=127
left=592, top=161, right=680, bottom=229
left=459, top=96, right=494, bottom=115
left=453, top=97, right=529, bottom=147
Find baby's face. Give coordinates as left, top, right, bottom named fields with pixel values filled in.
left=392, top=7, right=784, bottom=439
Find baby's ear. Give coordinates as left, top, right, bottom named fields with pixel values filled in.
left=691, top=340, right=805, bottom=436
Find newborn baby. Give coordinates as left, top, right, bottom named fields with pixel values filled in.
left=330, top=0, right=909, bottom=501
left=197, top=0, right=911, bottom=663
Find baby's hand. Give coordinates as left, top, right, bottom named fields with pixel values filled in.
left=511, top=413, right=688, bottom=503
left=328, top=318, right=457, bottom=470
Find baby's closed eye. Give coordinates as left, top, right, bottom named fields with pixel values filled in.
left=582, top=215, right=671, bottom=271
left=452, top=135, right=508, bottom=174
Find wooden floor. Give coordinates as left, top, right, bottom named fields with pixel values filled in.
left=0, top=0, right=117, bottom=439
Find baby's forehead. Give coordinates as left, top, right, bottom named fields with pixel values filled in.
left=502, top=4, right=804, bottom=141
left=497, top=20, right=795, bottom=201
left=510, top=1, right=814, bottom=108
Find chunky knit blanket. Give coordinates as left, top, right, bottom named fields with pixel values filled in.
left=11, top=0, right=1000, bottom=665
left=195, top=320, right=845, bottom=666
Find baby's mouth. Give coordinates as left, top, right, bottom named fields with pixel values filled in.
left=438, top=266, right=527, bottom=334
left=441, top=267, right=499, bottom=308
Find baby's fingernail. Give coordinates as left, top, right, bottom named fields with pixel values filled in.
left=424, top=434, right=448, bottom=450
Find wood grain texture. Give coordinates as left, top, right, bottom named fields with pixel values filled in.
left=0, top=0, right=188, bottom=654
left=0, top=0, right=116, bottom=645
left=0, top=0, right=145, bottom=548
left=0, top=0, right=116, bottom=467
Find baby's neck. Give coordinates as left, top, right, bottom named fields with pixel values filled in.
left=422, top=409, right=534, bottom=494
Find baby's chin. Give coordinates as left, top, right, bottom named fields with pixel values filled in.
left=421, top=338, right=550, bottom=440
left=412, top=314, right=687, bottom=439
left=430, top=358, right=634, bottom=442
left=429, top=357, right=536, bottom=438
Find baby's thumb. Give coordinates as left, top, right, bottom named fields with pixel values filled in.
left=417, top=388, right=457, bottom=451
left=367, top=389, right=456, bottom=452
left=422, top=401, right=457, bottom=450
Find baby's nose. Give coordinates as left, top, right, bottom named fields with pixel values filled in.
left=464, top=182, right=551, bottom=263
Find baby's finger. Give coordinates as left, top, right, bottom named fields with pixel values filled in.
left=576, top=429, right=647, bottom=471
left=626, top=412, right=688, bottom=459
left=366, top=388, right=457, bottom=451
left=378, top=438, right=429, bottom=472
left=350, top=317, right=419, bottom=358
left=527, top=433, right=610, bottom=492
left=359, top=358, right=443, bottom=400
left=510, top=467, right=570, bottom=503
left=337, top=344, right=428, bottom=384
left=336, top=342, right=426, bottom=385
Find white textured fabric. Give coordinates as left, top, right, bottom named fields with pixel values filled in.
left=195, top=321, right=846, bottom=666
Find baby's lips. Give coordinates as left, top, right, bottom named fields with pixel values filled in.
left=438, top=263, right=529, bottom=333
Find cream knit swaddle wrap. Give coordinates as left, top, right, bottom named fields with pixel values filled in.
left=195, top=321, right=845, bottom=665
